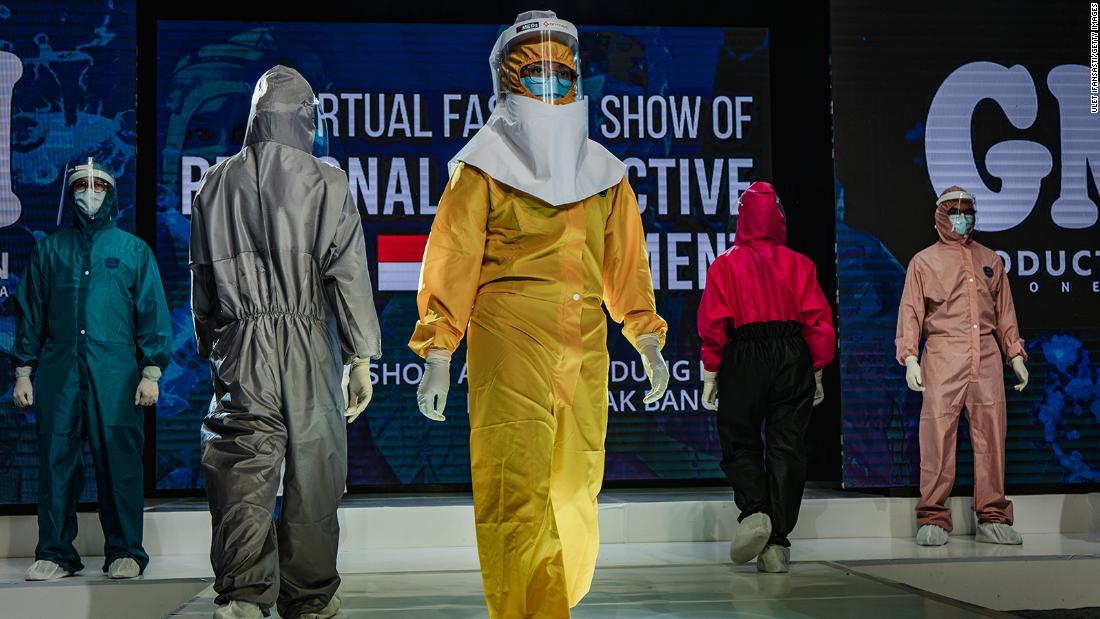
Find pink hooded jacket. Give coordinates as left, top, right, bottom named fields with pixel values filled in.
left=697, top=182, right=836, bottom=372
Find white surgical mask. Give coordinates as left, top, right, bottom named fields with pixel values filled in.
left=74, top=188, right=106, bottom=217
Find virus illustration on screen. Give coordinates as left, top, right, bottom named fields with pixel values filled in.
left=0, top=1, right=137, bottom=504
left=9, top=16, right=134, bottom=209
left=1033, top=334, right=1100, bottom=483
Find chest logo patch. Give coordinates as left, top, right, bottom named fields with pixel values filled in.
left=983, top=266, right=994, bottom=278
left=105, top=257, right=120, bottom=269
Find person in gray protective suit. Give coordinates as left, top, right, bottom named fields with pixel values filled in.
left=189, top=65, right=382, bottom=619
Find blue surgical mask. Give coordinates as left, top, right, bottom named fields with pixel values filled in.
left=521, top=75, right=574, bottom=100
left=949, top=213, right=975, bottom=236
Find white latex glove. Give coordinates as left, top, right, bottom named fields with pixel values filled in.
left=636, top=334, right=669, bottom=405
left=813, top=370, right=824, bottom=407
left=134, top=378, right=159, bottom=406
left=904, top=355, right=925, bottom=392
left=417, top=349, right=451, bottom=421
left=1011, top=355, right=1028, bottom=391
left=701, top=370, right=718, bottom=411
left=345, top=362, right=373, bottom=423
left=13, top=376, right=33, bottom=408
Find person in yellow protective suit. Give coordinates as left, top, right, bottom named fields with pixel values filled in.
left=409, top=11, right=669, bottom=618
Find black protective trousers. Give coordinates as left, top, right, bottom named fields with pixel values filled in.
left=717, top=321, right=815, bottom=547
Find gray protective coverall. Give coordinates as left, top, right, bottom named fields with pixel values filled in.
left=189, top=65, right=382, bottom=617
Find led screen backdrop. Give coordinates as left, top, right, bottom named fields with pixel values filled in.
left=154, top=21, right=772, bottom=490
left=833, top=0, right=1100, bottom=487
left=0, top=0, right=137, bottom=504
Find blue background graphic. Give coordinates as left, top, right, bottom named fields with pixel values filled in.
left=154, top=21, right=772, bottom=490
left=0, top=0, right=136, bottom=504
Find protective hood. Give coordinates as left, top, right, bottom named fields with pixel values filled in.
left=61, top=159, right=118, bottom=231
left=934, top=184, right=975, bottom=245
left=733, top=181, right=786, bottom=245
left=450, top=11, right=624, bottom=206
left=505, top=39, right=579, bottom=105
left=243, top=65, right=317, bottom=154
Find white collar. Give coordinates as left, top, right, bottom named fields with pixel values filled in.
left=449, top=96, right=625, bottom=206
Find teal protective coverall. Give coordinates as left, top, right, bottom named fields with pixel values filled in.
left=14, top=163, right=173, bottom=574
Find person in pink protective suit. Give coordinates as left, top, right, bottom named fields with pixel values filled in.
left=896, top=186, right=1029, bottom=547
left=697, top=181, right=835, bottom=573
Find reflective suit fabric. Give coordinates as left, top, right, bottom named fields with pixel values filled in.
left=14, top=183, right=172, bottom=574
left=410, top=163, right=666, bottom=618
left=895, top=201, right=1025, bottom=532
left=190, top=66, right=381, bottom=618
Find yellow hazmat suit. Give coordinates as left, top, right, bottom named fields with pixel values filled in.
left=409, top=161, right=666, bottom=617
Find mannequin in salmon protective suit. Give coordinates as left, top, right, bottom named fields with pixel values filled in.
left=896, top=185, right=1029, bottom=547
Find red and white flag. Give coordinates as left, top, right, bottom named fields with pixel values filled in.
left=377, top=235, right=428, bottom=291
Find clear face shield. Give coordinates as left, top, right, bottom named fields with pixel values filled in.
left=492, top=13, right=583, bottom=106
left=937, top=189, right=977, bottom=236
left=310, top=95, right=329, bottom=158
left=60, top=157, right=116, bottom=224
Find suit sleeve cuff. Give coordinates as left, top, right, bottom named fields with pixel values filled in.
left=1004, top=342, right=1027, bottom=364
left=896, top=349, right=918, bottom=366
left=634, top=333, right=662, bottom=353
left=426, top=348, right=452, bottom=364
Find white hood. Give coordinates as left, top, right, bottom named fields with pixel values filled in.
left=449, top=95, right=626, bottom=207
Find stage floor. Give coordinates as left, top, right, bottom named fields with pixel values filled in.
left=168, top=561, right=1005, bottom=618
left=1, top=488, right=1097, bottom=617
left=2, top=535, right=1098, bottom=617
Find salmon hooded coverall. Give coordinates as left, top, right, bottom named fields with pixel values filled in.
left=409, top=162, right=666, bottom=617
left=895, top=199, right=1026, bottom=531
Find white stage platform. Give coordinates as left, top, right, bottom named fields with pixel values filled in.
left=0, top=488, right=1097, bottom=618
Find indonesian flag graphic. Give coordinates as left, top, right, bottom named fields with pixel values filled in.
left=377, top=235, right=428, bottom=291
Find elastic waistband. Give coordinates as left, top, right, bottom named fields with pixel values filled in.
left=926, top=332, right=995, bottom=341
left=237, top=310, right=324, bottom=323
left=728, top=320, right=803, bottom=341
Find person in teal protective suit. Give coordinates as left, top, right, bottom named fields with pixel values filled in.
left=12, top=158, right=173, bottom=581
